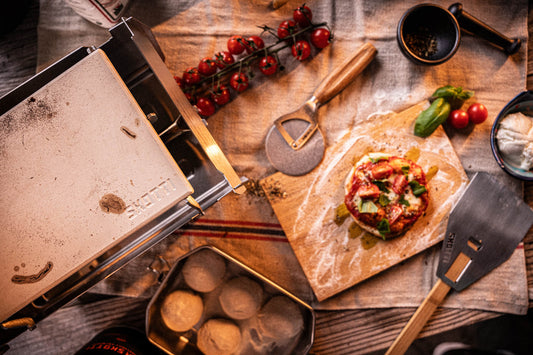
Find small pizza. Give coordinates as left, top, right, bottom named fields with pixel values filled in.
left=344, top=153, right=429, bottom=239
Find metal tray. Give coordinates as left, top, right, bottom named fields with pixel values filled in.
left=146, top=246, right=315, bottom=355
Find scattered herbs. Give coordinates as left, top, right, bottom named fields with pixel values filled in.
left=377, top=218, right=390, bottom=238
left=373, top=180, right=390, bottom=193
left=378, top=194, right=390, bottom=207
left=408, top=180, right=427, bottom=197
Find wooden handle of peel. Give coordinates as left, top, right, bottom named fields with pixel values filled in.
left=312, top=42, right=377, bottom=105
left=385, top=279, right=451, bottom=355
left=386, top=252, right=472, bottom=355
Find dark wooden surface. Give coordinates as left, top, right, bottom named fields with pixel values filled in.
left=1, top=1, right=533, bottom=354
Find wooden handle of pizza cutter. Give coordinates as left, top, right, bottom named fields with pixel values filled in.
left=386, top=252, right=472, bottom=355
left=312, top=42, right=377, bottom=105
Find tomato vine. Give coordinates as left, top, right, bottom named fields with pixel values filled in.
left=175, top=3, right=333, bottom=117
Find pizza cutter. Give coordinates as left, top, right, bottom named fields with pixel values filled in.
left=265, top=42, right=377, bottom=176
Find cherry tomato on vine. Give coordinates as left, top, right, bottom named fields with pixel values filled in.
left=448, top=109, right=469, bottom=129
left=211, top=85, right=231, bottom=106
left=227, top=35, right=246, bottom=55
left=173, top=76, right=182, bottom=87
left=293, top=4, right=312, bottom=26
left=245, top=35, right=265, bottom=54
left=196, top=97, right=216, bottom=117
left=467, top=103, right=488, bottom=124
left=182, top=67, right=201, bottom=85
left=259, top=55, right=278, bottom=76
left=277, top=20, right=297, bottom=39
left=198, top=57, right=217, bottom=76
left=311, top=28, right=332, bottom=49
left=291, top=40, right=311, bottom=61
left=214, top=51, right=235, bottom=69
left=230, top=72, right=249, bottom=92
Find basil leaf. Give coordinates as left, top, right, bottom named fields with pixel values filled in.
left=401, top=165, right=410, bottom=176
left=358, top=200, right=378, bottom=213
left=378, top=194, right=390, bottom=207
left=414, top=98, right=451, bottom=138
left=399, top=195, right=410, bottom=206
left=377, top=218, right=390, bottom=238
left=373, top=180, right=390, bottom=193
left=431, top=85, right=474, bottom=101
left=408, top=180, right=427, bottom=197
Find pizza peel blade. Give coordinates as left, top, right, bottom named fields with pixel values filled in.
left=265, top=43, right=377, bottom=176
left=386, top=172, right=533, bottom=355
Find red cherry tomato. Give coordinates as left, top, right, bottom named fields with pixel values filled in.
left=277, top=20, right=297, bottom=39
left=196, top=97, right=216, bottom=117
left=245, top=35, right=265, bottom=54
left=259, top=55, right=278, bottom=75
left=467, top=103, right=488, bottom=124
left=227, top=35, right=246, bottom=55
left=448, top=109, right=469, bottom=129
left=182, top=67, right=201, bottom=85
left=293, top=4, right=312, bottom=26
left=198, top=57, right=217, bottom=76
left=213, top=51, right=235, bottom=69
left=173, top=76, right=182, bottom=87
left=211, top=85, right=231, bottom=106
left=230, top=72, right=249, bottom=92
left=311, top=28, right=332, bottom=49
left=291, top=40, right=311, bottom=61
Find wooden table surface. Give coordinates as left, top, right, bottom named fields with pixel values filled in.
left=1, top=1, right=533, bottom=354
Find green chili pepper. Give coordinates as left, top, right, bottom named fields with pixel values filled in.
left=414, top=97, right=451, bottom=138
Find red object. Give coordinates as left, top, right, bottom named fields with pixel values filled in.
left=227, top=35, right=246, bottom=55
left=230, top=72, right=249, bottom=92
left=214, top=51, right=235, bottom=69
left=211, top=85, right=231, bottom=106
left=370, top=163, right=393, bottom=179
left=311, top=28, right=332, bottom=49
left=245, top=35, right=265, bottom=54
left=291, top=40, right=311, bottom=60
left=358, top=184, right=381, bottom=199
left=259, top=55, right=278, bottom=75
left=196, top=97, right=216, bottom=117
left=198, top=57, right=217, bottom=76
left=182, top=67, right=201, bottom=85
left=448, top=109, right=470, bottom=129
left=293, top=5, right=313, bottom=26
left=278, top=20, right=297, bottom=39
left=467, top=103, right=488, bottom=124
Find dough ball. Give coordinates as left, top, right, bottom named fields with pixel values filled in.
left=182, top=249, right=226, bottom=293
left=219, top=276, right=263, bottom=320
left=197, top=318, right=241, bottom=355
left=160, top=290, right=203, bottom=332
left=257, top=296, right=304, bottom=340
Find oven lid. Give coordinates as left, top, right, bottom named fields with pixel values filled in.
left=0, top=48, right=193, bottom=322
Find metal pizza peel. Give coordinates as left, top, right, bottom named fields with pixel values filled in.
left=265, top=42, right=377, bottom=176
left=386, top=172, right=533, bottom=355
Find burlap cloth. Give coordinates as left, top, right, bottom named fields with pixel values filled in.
left=37, top=0, right=529, bottom=314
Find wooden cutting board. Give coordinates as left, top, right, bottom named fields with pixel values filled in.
left=260, top=102, right=469, bottom=302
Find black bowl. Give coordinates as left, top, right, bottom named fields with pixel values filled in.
left=491, top=91, right=533, bottom=181
left=397, top=3, right=460, bottom=65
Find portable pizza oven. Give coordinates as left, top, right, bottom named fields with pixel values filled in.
left=0, top=18, right=245, bottom=344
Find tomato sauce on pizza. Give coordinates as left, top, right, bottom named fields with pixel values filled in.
left=344, top=153, right=429, bottom=239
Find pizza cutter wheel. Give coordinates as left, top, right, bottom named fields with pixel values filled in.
left=265, top=42, right=377, bottom=176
